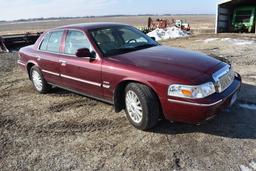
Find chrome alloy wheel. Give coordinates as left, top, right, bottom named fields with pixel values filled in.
left=32, top=70, right=43, bottom=91
left=125, top=90, right=143, bottom=124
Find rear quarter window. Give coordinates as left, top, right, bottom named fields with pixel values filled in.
left=47, top=31, right=64, bottom=53
left=39, top=33, right=50, bottom=51
left=39, top=31, right=64, bottom=53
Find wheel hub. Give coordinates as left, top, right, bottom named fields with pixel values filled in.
left=125, top=90, right=143, bottom=124
left=32, top=70, right=43, bottom=91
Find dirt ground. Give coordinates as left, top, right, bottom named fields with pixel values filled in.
left=0, top=33, right=256, bottom=171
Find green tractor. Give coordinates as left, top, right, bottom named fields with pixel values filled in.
left=232, top=6, right=256, bottom=33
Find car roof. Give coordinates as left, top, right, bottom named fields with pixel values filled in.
left=54, top=22, right=129, bottom=31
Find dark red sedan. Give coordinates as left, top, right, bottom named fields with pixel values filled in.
left=18, top=23, right=241, bottom=130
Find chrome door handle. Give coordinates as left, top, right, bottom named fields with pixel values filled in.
left=59, top=60, right=66, bottom=63
left=59, top=60, right=67, bottom=66
left=36, top=56, right=41, bottom=61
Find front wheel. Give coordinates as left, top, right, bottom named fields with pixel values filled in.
left=124, top=83, right=160, bottom=130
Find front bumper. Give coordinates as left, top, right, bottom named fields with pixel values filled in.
left=162, top=75, right=241, bottom=124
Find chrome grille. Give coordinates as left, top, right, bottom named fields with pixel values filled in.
left=213, top=65, right=235, bottom=93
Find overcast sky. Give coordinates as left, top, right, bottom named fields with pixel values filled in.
left=0, top=0, right=218, bottom=21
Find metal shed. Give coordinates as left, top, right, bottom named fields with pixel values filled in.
left=216, top=0, right=256, bottom=33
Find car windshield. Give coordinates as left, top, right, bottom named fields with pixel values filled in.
left=89, top=26, right=158, bottom=56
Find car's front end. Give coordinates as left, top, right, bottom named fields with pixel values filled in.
left=163, top=63, right=241, bottom=124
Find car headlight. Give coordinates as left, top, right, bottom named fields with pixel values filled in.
left=168, top=82, right=215, bottom=99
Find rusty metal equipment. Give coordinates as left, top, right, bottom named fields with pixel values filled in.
left=0, top=32, right=41, bottom=52
left=148, top=17, right=171, bottom=29
left=147, top=17, right=190, bottom=31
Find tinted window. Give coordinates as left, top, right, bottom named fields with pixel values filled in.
left=119, top=28, right=148, bottom=43
left=47, top=31, right=64, bottom=53
left=64, top=30, right=91, bottom=55
left=39, top=33, right=50, bottom=51
left=90, top=26, right=158, bottom=56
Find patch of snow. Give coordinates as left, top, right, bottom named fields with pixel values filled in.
left=204, top=38, right=219, bottom=43
left=226, top=39, right=256, bottom=45
left=220, top=38, right=231, bottom=41
left=240, top=165, right=253, bottom=171
left=202, top=37, right=256, bottom=45
left=249, top=159, right=256, bottom=170
left=239, top=103, right=256, bottom=110
left=147, top=27, right=189, bottom=41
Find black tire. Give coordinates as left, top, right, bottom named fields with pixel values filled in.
left=30, top=66, right=51, bottom=94
left=124, top=83, right=160, bottom=130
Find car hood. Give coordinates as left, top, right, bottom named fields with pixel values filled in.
left=109, top=45, right=223, bottom=84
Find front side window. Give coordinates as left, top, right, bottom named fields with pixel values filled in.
left=119, top=28, right=148, bottom=44
left=46, top=31, right=64, bottom=53
left=64, top=30, right=91, bottom=55
left=90, top=26, right=158, bottom=56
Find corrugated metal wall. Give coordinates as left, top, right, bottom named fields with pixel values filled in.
left=216, top=7, right=231, bottom=33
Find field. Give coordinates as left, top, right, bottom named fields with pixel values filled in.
left=0, top=15, right=215, bottom=35
left=0, top=16, right=256, bottom=170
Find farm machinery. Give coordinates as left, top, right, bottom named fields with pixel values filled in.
left=141, top=17, right=190, bottom=34
left=232, top=6, right=256, bottom=33
left=0, top=32, right=41, bottom=52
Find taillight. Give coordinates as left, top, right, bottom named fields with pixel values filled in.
left=18, top=53, right=21, bottom=60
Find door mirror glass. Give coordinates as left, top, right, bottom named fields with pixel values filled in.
left=76, top=48, right=95, bottom=59
left=150, top=37, right=156, bottom=41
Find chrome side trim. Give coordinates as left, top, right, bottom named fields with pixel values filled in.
left=42, top=69, right=60, bottom=76
left=168, top=99, right=223, bottom=107
left=61, top=74, right=101, bottom=87
left=17, top=60, right=26, bottom=66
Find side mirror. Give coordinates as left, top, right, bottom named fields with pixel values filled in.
left=76, top=48, right=96, bottom=59
left=150, top=37, right=156, bottom=41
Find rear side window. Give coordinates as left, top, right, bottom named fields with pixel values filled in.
left=39, top=31, right=63, bottom=52
left=64, top=30, right=91, bottom=55
left=47, top=31, right=64, bottom=53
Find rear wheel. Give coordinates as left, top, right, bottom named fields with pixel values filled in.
left=30, top=66, right=51, bottom=93
left=124, top=83, right=160, bottom=130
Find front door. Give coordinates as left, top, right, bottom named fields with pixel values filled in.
left=59, top=30, right=103, bottom=98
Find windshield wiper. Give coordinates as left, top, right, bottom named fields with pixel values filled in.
left=105, top=47, right=134, bottom=56
left=105, top=44, right=157, bottom=56
left=134, top=44, right=157, bottom=50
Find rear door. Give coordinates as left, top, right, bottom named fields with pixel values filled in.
left=37, top=30, right=64, bottom=85
left=59, top=30, right=103, bottom=98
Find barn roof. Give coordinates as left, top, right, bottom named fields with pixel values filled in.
left=218, top=0, right=256, bottom=7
